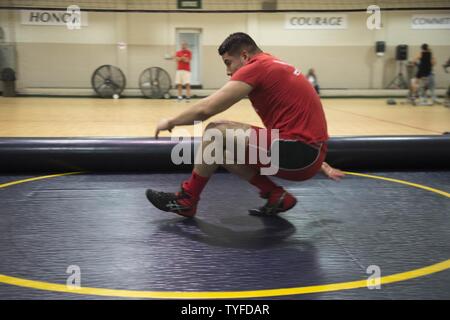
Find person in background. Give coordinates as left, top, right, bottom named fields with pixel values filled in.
left=410, top=44, right=436, bottom=102
left=307, top=68, right=320, bottom=95
left=443, top=57, right=450, bottom=107
left=175, top=42, right=192, bottom=102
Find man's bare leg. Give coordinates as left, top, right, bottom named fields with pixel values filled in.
left=177, top=84, right=183, bottom=99
left=410, top=78, right=419, bottom=99
left=192, top=120, right=253, bottom=178
left=190, top=121, right=295, bottom=213
left=186, top=84, right=191, bottom=100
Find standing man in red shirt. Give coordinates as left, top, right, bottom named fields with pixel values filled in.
left=147, top=32, right=344, bottom=217
left=175, top=41, right=192, bottom=102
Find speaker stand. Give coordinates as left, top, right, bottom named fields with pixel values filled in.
left=386, top=61, right=408, bottom=89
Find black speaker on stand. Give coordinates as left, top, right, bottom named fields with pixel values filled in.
left=375, top=41, right=385, bottom=56
left=387, top=44, right=409, bottom=89
left=396, top=45, right=408, bottom=61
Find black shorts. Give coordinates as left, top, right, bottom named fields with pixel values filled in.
left=248, top=126, right=327, bottom=181
left=275, top=140, right=323, bottom=170
left=416, top=70, right=431, bottom=79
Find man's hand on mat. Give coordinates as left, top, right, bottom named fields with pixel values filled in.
left=321, top=162, right=345, bottom=181
left=155, top=119, right=174, bottom=138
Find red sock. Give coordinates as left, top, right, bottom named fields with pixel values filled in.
left=182, top=171, right=209, bottom=200
left=249, top=174, right=278, bottom=195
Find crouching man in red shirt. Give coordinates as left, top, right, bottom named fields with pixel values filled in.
left=147, top=32, right=344, bottom=217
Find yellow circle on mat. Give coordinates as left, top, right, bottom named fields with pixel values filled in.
left=0, top=171, right=448, bottom=298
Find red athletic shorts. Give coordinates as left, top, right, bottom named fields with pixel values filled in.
left=247, top=126, right=327, bottom=181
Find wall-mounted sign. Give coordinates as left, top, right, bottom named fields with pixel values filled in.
left=177, top=0, right=202, bottom=9
left=411, top=14, right=450, bottom=29
left=285, top=13, right=347, bottom=29
left=21, top=9, right=88, bottom=27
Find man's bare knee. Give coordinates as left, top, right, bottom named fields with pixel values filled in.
left=202, top=122, right=228, bottom=149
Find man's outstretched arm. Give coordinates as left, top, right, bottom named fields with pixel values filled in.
left=155, top=81, right=252, bottom=137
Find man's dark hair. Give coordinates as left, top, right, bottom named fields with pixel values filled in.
left=218, top=32, right=261, bottom=56
left=421, top=43, right=429, bottom=51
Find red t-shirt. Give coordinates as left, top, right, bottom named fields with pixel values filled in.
left=231, top=52, right=328, bottom=144
left=176, top=49, right=192, bottom=71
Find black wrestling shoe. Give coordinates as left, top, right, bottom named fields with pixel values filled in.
left=249, top=187, right=297, bottom=216
left=145, top=187, right=197, bottom=218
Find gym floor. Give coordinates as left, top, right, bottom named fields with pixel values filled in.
left=0, top=97, right=448, bottom=137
